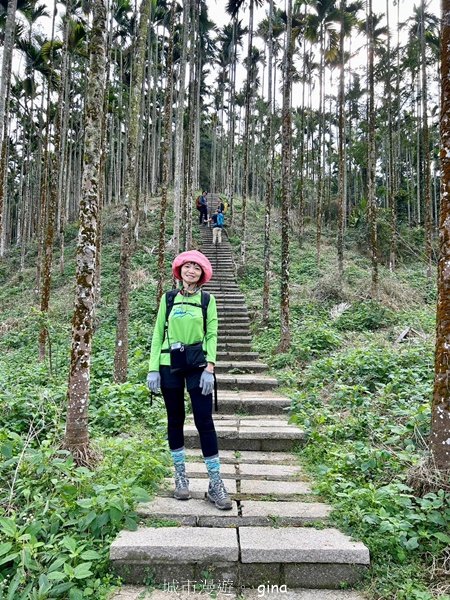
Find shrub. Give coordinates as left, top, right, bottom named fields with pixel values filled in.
left=334, top=300, right=396, bottom=331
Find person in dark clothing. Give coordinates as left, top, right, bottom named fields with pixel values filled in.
left=196, top=190, right=208, bottom=225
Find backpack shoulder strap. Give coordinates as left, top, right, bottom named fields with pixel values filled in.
left=200, top=291, right=210, bottom=335
left=164, top=290, right=179, bottom=337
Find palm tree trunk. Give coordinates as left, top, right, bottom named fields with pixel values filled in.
left=430, top=0, right=450, bottom=472
left=279, top=0, right=293, bottom=352
left=386, top=0, right=397, bottom=271
left=114, top=0, right=152, bottom=382
left=156, top=0, right=176, bottom=301
left=262, top=0, right=274, bottom=325
left=337, top=0, right=346, bottom=277
left=367, top=0, right=378, bottom=297
left=173, top=0, right=189, bottom=256
left=0, top=0, right=17, bottom=148
left=64, top=0, right=106, bottom=465
left=421, top=0, right=433, bottom=278
left=240, top=0, right=254, bottom=266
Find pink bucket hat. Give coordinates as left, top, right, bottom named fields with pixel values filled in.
left=172, top=250, right=213, bottom=285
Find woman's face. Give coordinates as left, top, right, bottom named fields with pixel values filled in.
left=181, top=261, right=203, bottom=286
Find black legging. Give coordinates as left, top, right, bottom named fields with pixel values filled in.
left=199, top=206, right=207, bottom=224
left=160, top=367, right=218, bottom=458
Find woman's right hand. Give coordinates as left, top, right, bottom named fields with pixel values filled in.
left=147, top=372, right=161, bottom=394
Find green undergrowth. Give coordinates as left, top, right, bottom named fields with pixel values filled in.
left=228, top=204, right=449, bottom=599
left=0, top=205, right=174, bottom=599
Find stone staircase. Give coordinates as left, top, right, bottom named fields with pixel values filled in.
left=109, top=226, right=369, bottom=599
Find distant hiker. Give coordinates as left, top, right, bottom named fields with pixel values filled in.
left=211, top=208, right=224, bottom=245
left=218, top=200, right=225, bottom=213
left=146, top=250, right=232, bottom=510
left=196, top=190, right=208, bottom=225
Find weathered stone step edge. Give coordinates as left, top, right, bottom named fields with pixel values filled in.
left=216, top=399, right=289, bottom=415
left=184, top=462, right=303, bottom=481
left=185, top=449, right=297, bottom=464
left=218, top=351, right=259, bottom=360
left=137, top=498, right=331, bottom=527
left=213, top=382, right=278, bottom=392
left=184, top=436, right=305, bottom=452
left=111, top=587, right=366, bottom=600
left=110, top=526, right=370, bottom=587
left=215, top=362, right=268, bottom=373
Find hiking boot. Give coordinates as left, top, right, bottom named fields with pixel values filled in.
left=207, top=479, right=232, bottom=510
left=174, top=472, right=190, bottom=500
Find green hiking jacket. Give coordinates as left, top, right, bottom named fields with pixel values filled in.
left=148, top=290, right=218, bottom=371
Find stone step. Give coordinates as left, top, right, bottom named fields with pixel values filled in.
left=158, top=476, right=313, bottom=501
left=218, top=322, right=251, bottom=329
left=216, top=374, right=278, bottom=391
left=136, top=497, right=331, bottom=527
left=110, top=526, right=369, bottom=587
left=218, top=351, right=260, bottom=361
left=159, top=477, right=237, bottom=499
left=184, top=461, right=303, bottom=481
left=216, top=298, right=245, bottom=303
left=216, top=392, right=289, bottom=415
left=217, top=306, right=248, bottom=314
left=219, top=343, right=254, bottom=352
left=111, top=588, right=367, bottom=600
left=217, top=398, right=288, bottom=415
left=184, top=422, right=304, bottom=451
left=218, top=331, right=252, bottom=338
left=217, top=323, right=251, bottom=329
left=215, top=361, right=268, bottom=373
left=185, top=449, right=298, bottom=465
left=204, top=287, right=241, bottom=292
left=215, top=299, right=246, bottom=305
left=219, top=336, right=252, bottom=343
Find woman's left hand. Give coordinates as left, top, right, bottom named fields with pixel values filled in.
left=200, top=370, right=214, bottom=396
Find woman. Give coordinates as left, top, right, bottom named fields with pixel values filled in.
left=147, top=250, right=232, bottom=510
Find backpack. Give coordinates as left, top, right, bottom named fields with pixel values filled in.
left=164, top=289, right=218, bottom=410
left=196, top=196, right=202, bottom=209
left=217, top=212, right=224, bottom=227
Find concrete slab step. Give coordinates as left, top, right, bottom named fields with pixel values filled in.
left=217, top=397, right=289, bottom=415
left=239, top=527, right=370, bottom=587
left=216, top=374, right=278, bottom=391
left=218, top=351, right=260, bottom=361
left=137, top=497, right=240, bottom=526
left=185, top=449, right=298, bottom=465
left=110, top=526, right=239, bottom=583
left=215, top=361, right=268, bottom=373
left=110, top=588, right=367, bottom=600
left=111, top=526, right=369, bottom=587
left=217, top=306, right=248, bottom=313
left=219, top=336, right=253, bottom=343
left=184, top=424, right=305, bottom=452
left=219, top=343, right=254, bottom=352
left=184, top=462, right=303, bottom=481
left=159, top=478, right=237, bottom=498
left=239, top=479, right=313, bottom=498
left=136, top=497, right=331, bottom=528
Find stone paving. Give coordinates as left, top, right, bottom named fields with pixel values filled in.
left=109, top=222, right=369, bottom=597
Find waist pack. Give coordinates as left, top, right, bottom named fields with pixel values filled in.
left=170, top=341, right=207, bottom=371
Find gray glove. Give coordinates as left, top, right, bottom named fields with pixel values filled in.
left=147, top=371, right=161, bottom=394
left=200, top=370, right=214, bottom=396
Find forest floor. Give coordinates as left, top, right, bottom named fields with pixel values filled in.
left=0, top=197, right=449, bottom=600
